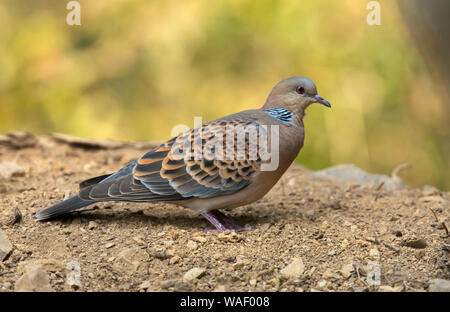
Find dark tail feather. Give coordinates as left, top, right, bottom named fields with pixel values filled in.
left=35, top=195, right=96, bottom=221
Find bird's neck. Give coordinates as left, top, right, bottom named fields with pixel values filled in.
left=263, top=97, right=307, bottom=121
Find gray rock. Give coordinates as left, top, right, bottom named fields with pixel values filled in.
left=0, top=230, right=13, bottom=261
left=280, top=257, right=305, bottom=278
left=15, top=268, right=54, bottom=292
left=88, top=221, right=98, bottom=230
left=429, top=279, right=450, bottom=292
left=183, top=268, right=205, bottom=282
left=0, top=131, right=37, bottom=149
left=0, top=162, right=26, bottom=179
left=310, top=164, right=407, bottom=190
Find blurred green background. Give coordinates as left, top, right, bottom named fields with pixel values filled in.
left=0, top=0, right=448, bottom=189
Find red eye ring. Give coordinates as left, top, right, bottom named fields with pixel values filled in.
left=296, top=86, right=305, bottom=95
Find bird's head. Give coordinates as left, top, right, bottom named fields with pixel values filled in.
left=263, top=76, right=331, bottom=116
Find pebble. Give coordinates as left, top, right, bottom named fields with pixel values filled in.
left=401, top=239, right=427, bottom=249
left=422, top=185, right=440, bottom=196
left=193, top=236, right=207, bottom=243
left=369, top=248, right=380, bottom=258
left=259, top=223, right=271, bottom=233
left=213, top=285, right=227, bottom=292
left=105, top=243, right=115, bottom=249
left=379, top=285, right=403, bottom=292
left=0, top=282, right=12, bottom=290
left=163, top=240, right=174, bottom=248
left=113, top=247, right=148, bottom=272
left=419, top=196, right=445, bottom=204
left=317, top=280, right=327, bottom=289
left=280, top=257, right=305, bottom=278
left=186, top=240, right=198, bottom=250
left=88, top=221, right=98, bottom=230
left=138, top=280, right=152, bottom=290
left=0, top=162, right=26, bottom=179
left=5, top=208, right=22, bottom=226
left=169, top=255, right=181, bottom=265
left=183, top=268, right=205, bottom=282
left=428, top=279, right=450, bottom=292
left=132, top=236, right=146, bottom=245
left=249, top=279, right=257, bottom=286
left=322, top=269, right=339, bottom=279
left=0, top=230, right=13, bottom=261
left=18, top=259, right=63, bottom=274
left=340, top=263, right=354, bottom=278
left=15, top=267, right=54, bottom=292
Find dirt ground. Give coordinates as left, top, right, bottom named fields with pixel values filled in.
left=0, top=132, right=449, bottom=292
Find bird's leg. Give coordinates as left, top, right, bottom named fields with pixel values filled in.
left=201, top=210, right=254, bottom=232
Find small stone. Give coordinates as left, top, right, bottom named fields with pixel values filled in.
left=213, top=285, right=227, bottom=292
left=401, top=239, right=427, bottom=249
left=193, top=236, right=207, bottom=243
left=428, top=279, right=450, bottom=292
left=249, top=279, right=257, bottom=286
left=15, top=268, right=54, bottom=292
left=317, top=280, right=327, bottom=289
left=280, top=257, right=305, bottom=278
left=340, top=263, right=354, bottom=278
left=322, top=269, right=339, bottom=279
left=162, top=240, right=173, bottom=248
left=183, top=268, right=205, bottom=282
left=186, top=240, right=198, bottom=250
left=369, top=248, right=380, bottom=258
left=88, top=221, right=98, bottom=230
left=422, top=185, right=440, bottom=196
left=139, top=280, right=152, bottom=290
left=113, top=247, right=148, bottom=272
left=0, top=282, right=12, bottom=290
left=0, top=230, right=13, bottom=261
left=169, top=255, right=181, bottom=265
left=233, top=262, right=246, bottom=270
left=18, top=259, right=63, bottom=274
left=5, top=208, right=22, bottom=226
left=105, top=243, right=115, bottom=249
left=419, top=196, right=445, bottom=204
left=132, top=236, right=146, bottom=245
left=0, top=131, right=37, bottom=149
left=0, top=162, right=26, bottom=179
left=379, top=285, right=403, bottom=292
left=260, top=223, right=271, bottom=233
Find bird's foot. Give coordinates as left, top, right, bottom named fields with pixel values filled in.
left=201, top=210, right=254, bottom=232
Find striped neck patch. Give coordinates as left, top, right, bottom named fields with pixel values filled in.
left=263, top=107, right=295, bottom=125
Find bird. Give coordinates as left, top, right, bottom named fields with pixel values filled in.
left=35, top=76, right=331, bottom=231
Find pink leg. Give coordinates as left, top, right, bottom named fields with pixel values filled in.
left=201, top=210, right=254, bottom=232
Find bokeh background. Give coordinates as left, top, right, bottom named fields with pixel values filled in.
left=0, top=0, right=448, bottom=189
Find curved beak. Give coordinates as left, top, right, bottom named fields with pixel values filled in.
left=313, top=94, right=331, bottom=108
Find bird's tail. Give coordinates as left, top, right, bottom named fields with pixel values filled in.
left=35, top=195, right=96, bottom=221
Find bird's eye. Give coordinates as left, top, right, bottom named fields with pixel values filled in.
left=296, top=86, right=305, bottom=95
